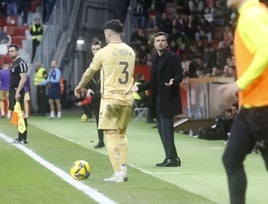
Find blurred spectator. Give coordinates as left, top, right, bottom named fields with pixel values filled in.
left=187, top=14, right=199, bottom=40
left=0, top=0, right=7, bottom=16
left=231, top=102, right=239, bottom=118
left=30, top=17, right=43, bottom=62
left=133, top=73, right=150, bottom=108
left=0, top=62, right=10, bottom=118
left=6, top=0, right=18, bottom=17
left=195, top=15, right=213, bottom=43
left=202, top=43, right=217, bottom=71
left=210, top=0, right=227, bottom=26
left=42, top=0, right=55, bottom=23
left=130, top=28, right=147, bottom=45
left=211, top=66, right=224, bottom=77
left=188, top=0, right=197, bottom=14
left=156, top=12, right=172, bottom=36
left=133, top=0, right=147, bottom=28
left=20, top=0, right=31, bottom=25
left=168, top=27, right=181, bottom=43
left=0, top=29, right=11, bottom=55
left=169, top=40, right=180, bottom=56
left=172, top=14, right=189, bottom=39
left=0, top=29, right=10, bottom=43
left=189, top=0, right=205, bottom=14
left=73, top=89, right=93, bottom=122
left=34, top=61, right=48, bottom=116
left=185, top=56, right=199, bottom=78
left=227, top=65, right=236, bottom=78
left=222, top=25, right=234, bottom=46
left=146, top=53, right=153, bottom=66
left=216, top=41, right=231, bottom=69
left=39, top=60, right=62, bottom=119
left=147, top=2, right=157, bottom=28
left=195, top=66, right=205, bottom=78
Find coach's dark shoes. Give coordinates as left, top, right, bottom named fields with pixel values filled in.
left=155, top=157, right=181, bottom=167
left=94, top=141, right=105, bottom=148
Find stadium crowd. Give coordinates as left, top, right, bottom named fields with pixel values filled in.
left=130, top=0, right=238, bottom=78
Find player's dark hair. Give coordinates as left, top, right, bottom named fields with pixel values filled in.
left=103, top=19, right=123, bottom=33
left=154, top=32, right=167, bottom=39
left=8, top=44, right=19, bottom=51
left=91, top=40, right=101, bottom=46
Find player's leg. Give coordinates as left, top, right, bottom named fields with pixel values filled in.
left=104, top=129, right=127, bottom=182
left=250, top=107, right=268, bottom=170
left=0, top=91, right=5, bottom=117
left=99, top=100, right=129, bottom=182
left=55, top=84, right=62, bottom=118
left=48, top=99, right=55, bottom=118
left=55, top=99, right=61, bottom=118
left=222, top=109, right=254, bottom=204
left=117, top=105, right=132, bottom=173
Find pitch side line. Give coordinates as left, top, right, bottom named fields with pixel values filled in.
left=0, top=132, right=116, bottom=204
left=128, top=163, right=183, bottom=175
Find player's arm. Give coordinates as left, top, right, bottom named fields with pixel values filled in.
left=236, top=45, right=268, bottom=90
left=75, top=51, right=101, bottom=98
left=74, top=67, right=96, bottom=98
left=236, top=11, right=268, bottom=90
left=15, top=72, right=27, bottom=100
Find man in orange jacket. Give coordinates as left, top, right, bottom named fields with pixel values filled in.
left=218, top=0, right=268, bottom=203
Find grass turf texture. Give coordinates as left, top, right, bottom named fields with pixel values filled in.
left=1, top=111, right=268, bottom=204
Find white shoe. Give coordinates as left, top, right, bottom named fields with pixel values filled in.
left=57, top=112, right=61, bottom=118
left=49, top=114, right=55, bottom=119
left=104, top=172, right=128, bottom=183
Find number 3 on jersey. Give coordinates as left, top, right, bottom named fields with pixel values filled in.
left=118, top=61, right=129, bottom=84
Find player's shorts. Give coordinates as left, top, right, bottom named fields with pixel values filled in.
left=48, top=83, right=61, bottom=99
left=98, top=98, right=133, bottom=130
left=24, top=92, right=30, bottom=101
left=8, top=88, right=24, bottom=111
left=0, top=90, right=9, bottom=100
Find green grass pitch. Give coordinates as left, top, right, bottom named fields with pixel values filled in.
left=0, top=110, right=268, bottom=204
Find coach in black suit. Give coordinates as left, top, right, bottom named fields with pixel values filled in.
left=133, top=32, right=183, bottom=167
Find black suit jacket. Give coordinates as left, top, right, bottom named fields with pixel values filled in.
left=138, top=49, right=183, bottom=118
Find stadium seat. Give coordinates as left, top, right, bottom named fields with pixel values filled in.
left=11, top=36, right=26, bottom=48
left=4, top=26, right=15, bottom=36
left=0, top=16, right=6, bottom=27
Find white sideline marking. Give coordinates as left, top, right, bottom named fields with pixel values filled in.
left=128, top=164, right=183, bottom=175
left=0, top=133, right=116, bottom=204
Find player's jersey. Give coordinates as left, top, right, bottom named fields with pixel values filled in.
left=90, top=42, right=135, bottom=105
left=9, top=57, right=28, bottom=88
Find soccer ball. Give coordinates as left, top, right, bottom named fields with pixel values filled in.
left=70, top=160, right=91, bottom=180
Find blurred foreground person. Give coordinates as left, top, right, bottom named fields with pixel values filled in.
left=218, top=0, right=268, bottom=203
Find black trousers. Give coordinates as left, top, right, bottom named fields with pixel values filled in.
left=156, top=96, right=178, bottom=159
left=91, top=97, right=104, bottom=142
left=36, top=86, right=48, bottom=115
left=32, top=40, right=40, bottom=62
left=222, top=107, right=268, bottom=204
